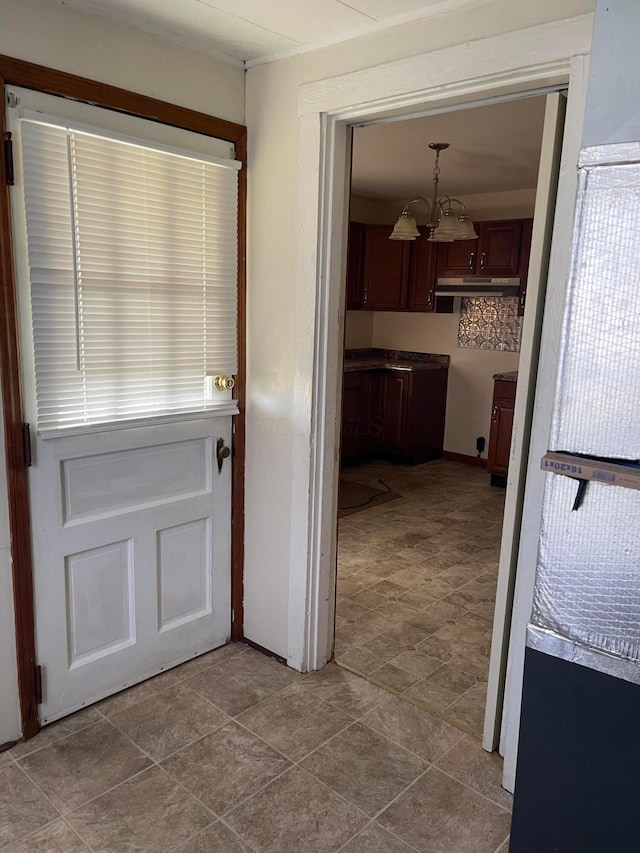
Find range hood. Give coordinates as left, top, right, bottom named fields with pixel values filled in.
left=435, top=277, right=520, bottom=297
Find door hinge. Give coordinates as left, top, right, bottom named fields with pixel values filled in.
left=21, top=423, right=32, bottom=467
left=3, top=132, right=14, bottom=186
left=34, top=665, right=43, bottom=705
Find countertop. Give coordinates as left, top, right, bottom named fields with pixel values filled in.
left=344, top=348, right=449, bottom=373
left=492, top=371, right=518, bottom=383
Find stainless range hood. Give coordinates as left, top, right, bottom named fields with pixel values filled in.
left=435, top=277, right=520, bottom=297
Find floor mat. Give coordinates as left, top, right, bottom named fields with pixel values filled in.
left=338, top=477, right=401, bottom=517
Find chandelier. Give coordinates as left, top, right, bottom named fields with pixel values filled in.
left=389, top=142, right=478, bottom=242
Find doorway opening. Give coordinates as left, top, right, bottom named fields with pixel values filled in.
left=334, top=92, right=558, bottom=737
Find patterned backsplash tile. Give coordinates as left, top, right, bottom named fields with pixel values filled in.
left=457, top=297, right=522, bottom=352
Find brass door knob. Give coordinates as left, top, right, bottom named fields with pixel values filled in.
left=212, top=375, right=235, bottom=391
left=216, top=438, right=231, bottom=473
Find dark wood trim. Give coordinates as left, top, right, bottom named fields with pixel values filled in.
left=0, top=73, right=39, bottom=740
left=231, top=127, right=246, bottom=641
left=0, top=55, right=245, bottom=144
left=442, top=451, right=488, bottom=468
left=0, top=55, right=247, bottom=737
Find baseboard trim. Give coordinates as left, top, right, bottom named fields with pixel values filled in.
left=443, top=451, right=487, bottom=468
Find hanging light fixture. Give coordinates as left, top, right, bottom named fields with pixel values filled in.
left=389, top=142, right=478, bottom=243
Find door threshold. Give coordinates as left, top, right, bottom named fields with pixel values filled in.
left=334, top=658, right=481, bottom=739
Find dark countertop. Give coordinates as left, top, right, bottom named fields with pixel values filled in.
left=493, top=371, right=518, bottom=383
left=344, top=348, right=449, bottom=373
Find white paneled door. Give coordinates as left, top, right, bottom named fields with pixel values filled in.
left=8, top=88, right=239, bottom=724
left=30, top=419, right=233, bottom=724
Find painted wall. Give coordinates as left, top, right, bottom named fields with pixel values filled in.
left=244, top=6, right=593, bottom=664
left=244, top=56, right=303, bottom=655
left=1, top=0, right=245, bottom=122
left=345, top=192, right=533, bottom=456
left=0, top=0, right=245, bottom=744
left=301, top=0, right=594, bottom=83
left=344, top=312, right=374, bottom=348
left=582, top=0, right=640, bottom=146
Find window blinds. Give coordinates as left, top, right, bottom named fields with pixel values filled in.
left=20, top=118, right=239, bottom=432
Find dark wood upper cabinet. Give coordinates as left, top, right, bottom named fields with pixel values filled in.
left=345, top=221, right=366, bottom=310
left=477, top=220, right=523, bottom=276
left=517, top=218, right=534, bottom=315
left=362, top=226, right=409, bottom=310
left=407, top=227, right=438, bottom=312
left=435, top=238, right=477, bottom=277
left=436, top=218, right=531, bottom=279
left=348, top=218, right=532, bottom=313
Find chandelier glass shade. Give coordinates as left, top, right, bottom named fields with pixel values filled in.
left=389, top=143, right=478, bottom=243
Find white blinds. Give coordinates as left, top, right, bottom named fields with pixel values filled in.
left=20, top=118, right=239, bottom=432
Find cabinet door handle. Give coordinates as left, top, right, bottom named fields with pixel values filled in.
left=519, top=289, right=526, bottom=310
left=469, top=252, right=475, bottom=270
left=480, top=252, right=486, bottom=269
left=427, top=289, right=434, bottom=307
left=363, top=288, right=368, bottom=304
left=492, top=405, right=498, bottom=423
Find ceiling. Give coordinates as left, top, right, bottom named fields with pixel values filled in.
left=351, top=95, right=548, bottom=200
left=46, top=0, right=481, bottom=65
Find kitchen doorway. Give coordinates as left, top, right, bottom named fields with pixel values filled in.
left=333, top=91, right=565, bottom=737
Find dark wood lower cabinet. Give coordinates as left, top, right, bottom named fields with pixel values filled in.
left=341, top=367, right=448, bottom=465
left=486, top=379, right=516, bottom=486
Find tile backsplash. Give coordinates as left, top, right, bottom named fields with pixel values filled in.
left=457, top=297, right=522, bottom=352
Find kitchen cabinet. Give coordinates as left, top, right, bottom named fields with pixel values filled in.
left=353, top=224, right=447, bottom=313
left=437, top=218, right=531, bottom=279
left=362, top=225, right=410, bottom=310
left=347, top=219, right=530, bottom=313
left=379, top=371, right=409, bottom=454
left=341, top=370, right=380, bottom=459
left=346, top=221, right=366, bottom=310
left=407, top=227, right=439, bottom=311
left=341, top=362, right=448, bottom=465
left=487, top=378, right=516, bottom=486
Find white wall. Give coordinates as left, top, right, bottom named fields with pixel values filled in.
left=301, top=0, right=594, bottom=83
left=1, top=0, right=245, bottom=122
left=345, top=191, right=533, bottom=457
left=245, top=5, right=593, bottom=666
left=344, top=312, right=374, bottom=348
left=0, top=0, right=245, bottom=743
left=583, top=0, right=640, bottom=146
left=244, top=56, right=303, bottom=656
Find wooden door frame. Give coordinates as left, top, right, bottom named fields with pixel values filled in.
left=0, top=55, right=247, bottom=740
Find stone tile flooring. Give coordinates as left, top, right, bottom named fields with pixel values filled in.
left=0, top=644, right=511, bottom=852
left=336, top=459, right=505, bottom=736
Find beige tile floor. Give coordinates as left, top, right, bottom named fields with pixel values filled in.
left=336, top=459, right=505, bottom=736
left=0, top=642, right=511, bottom=852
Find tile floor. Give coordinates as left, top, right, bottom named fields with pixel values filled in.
left=0, top=644, right=510, bottom=852
left=336, top=459, right=505, bottom=736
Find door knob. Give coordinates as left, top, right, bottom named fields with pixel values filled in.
left=216, top=438, right=230, bottom=473
left=212, top=375, right=235, bottom=391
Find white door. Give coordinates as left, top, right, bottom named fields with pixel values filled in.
left=30, top=419, right=233, bottom=724
left=8, top=88, right=240, bottom=724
